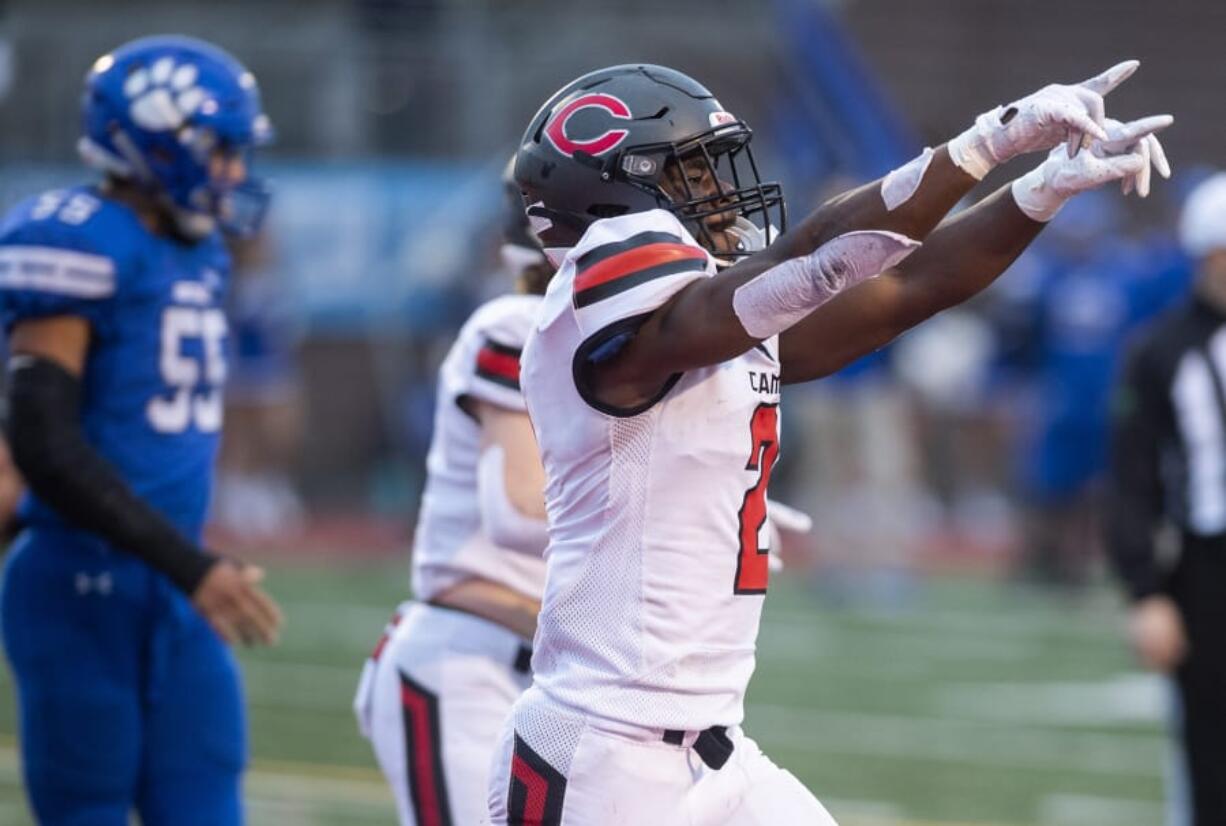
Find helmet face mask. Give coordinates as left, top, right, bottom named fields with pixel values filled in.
left=190, top=142, right=271, bottom=238
left=618, top=123, right=785, bottom=259
left=515, top=64, right=786, bottom=262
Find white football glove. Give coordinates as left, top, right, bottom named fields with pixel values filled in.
left=1011, top=113, right=1174, bottom=222
left=948, top=60, right=1139, bottom=180
left=766, top=499, right=813, bottom=573
left=1099, top=116, right=1172, bottom=197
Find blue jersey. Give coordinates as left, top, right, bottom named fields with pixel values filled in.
left=0, top=185, right=230, bottom=543
left=1008, top=238, right=1192, bottom=499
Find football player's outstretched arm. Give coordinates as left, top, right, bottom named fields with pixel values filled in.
left=777, top=185, right=1040, bottom=382
left=784, top=148, right=973, bottom=255
left=778, top=114, right=1173, bottom=383
left=763, top=61, right=1148, bottom=258
left=5, top=316, right=283, bottom=646
left=594, top=62, right=1145, bottom=405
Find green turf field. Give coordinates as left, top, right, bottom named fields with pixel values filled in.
left=0, top=562, right=1168, bottom=825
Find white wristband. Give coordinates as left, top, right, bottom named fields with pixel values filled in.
left=946, top=110, right=997, bottom=181
left=881, top=147, right=935, bottom=211
left=1010, top=165, right=1067, bottom=223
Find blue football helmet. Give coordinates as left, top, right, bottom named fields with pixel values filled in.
left=78, top=35, right=273, bottom=239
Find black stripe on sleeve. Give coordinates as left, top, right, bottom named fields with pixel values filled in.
left=574, top=230, right=682, bottom=274
left=574, top=257, right=704, bottom=308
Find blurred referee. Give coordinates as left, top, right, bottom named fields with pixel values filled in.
left=1107, top=173, right=1226, bottom=826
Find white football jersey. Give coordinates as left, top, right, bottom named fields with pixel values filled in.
left=522, top=210, right=783, bottom=731
left=411, top=294, right=547, bottom=603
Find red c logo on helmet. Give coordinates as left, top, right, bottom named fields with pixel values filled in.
left=544, top=93, right=631, bottom=158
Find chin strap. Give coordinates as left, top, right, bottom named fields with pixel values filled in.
left=708, top=218, right=777, bottom=269
left=108, top=128, right=158, bottom=184
left=724, top=217, right=768, bottom=252
left=527, top=203, right=590, bottom=235
left=81, top=133, right=217, bottom=240
left=77, top=137, right=136, bottom=179
left=169, top=204, right=217, bottom=240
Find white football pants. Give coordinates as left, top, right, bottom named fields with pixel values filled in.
left=486, top=687, right=839, bottom=825
left=355, top=601, right=532, bottom=826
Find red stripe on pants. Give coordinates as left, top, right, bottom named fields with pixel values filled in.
left=402, top=681, right=444, bottom=826
left=510, top=752, right=549, bottom=825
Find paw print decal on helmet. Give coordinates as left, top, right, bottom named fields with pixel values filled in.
left=123, top=56, right=211, bottom=133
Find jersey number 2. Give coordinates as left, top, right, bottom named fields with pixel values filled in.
left=147, top=306, right=227, bottom=434
left=735, top=403, right=779, bottom=594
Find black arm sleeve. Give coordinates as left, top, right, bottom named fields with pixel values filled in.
left=5, top=355, right=217, bottom=594
left=1105, top=343, right=1167, bottom=602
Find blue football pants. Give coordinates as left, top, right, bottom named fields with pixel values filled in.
left=1, top=528, right=246, bottom=825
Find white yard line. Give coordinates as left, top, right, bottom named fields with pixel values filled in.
left=1038, top=793, right=1166, bottom=826
left=746, top=703, right=1164, bottom=778
left=760, top=618, right=1047, bottom=664
left=934, top=674, right=1166, bottom=727
left=766, top=599, right=1121, bottom=640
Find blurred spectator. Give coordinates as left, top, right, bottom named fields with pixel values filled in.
left=1106, top=172, right=1226, bottom=826
left=213, top=232, right=305, bottom=539
left=894, top=307, right=1013, bottom=556
left=793, top=187, right=1195, bottom=602
left=992, top=192, right=1190, bottom=588
left=788, top=348, right=931, bottom=608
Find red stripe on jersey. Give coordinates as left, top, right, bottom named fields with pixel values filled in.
left=477, top=347, right=521, bottom=384
left=573, top=242, right=706, bottom=295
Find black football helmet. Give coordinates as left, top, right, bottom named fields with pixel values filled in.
left=513, top=64, right=785, bottom=259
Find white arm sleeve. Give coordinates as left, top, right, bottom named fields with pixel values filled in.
left=731, top=230, right=921, bottom=340
left=477, top=445, right=549, bottom=555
